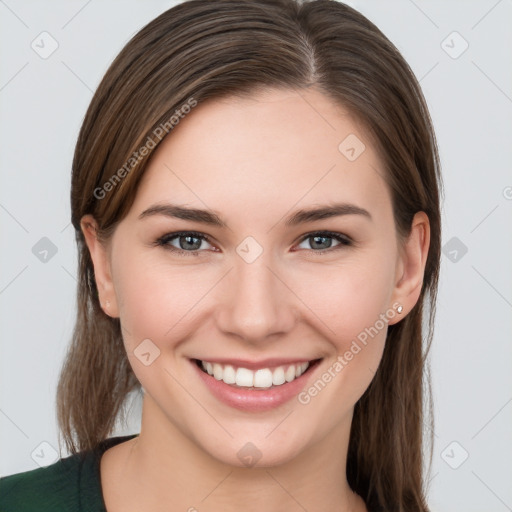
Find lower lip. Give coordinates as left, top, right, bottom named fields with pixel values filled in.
left=191, top=358, right=321, bottom=412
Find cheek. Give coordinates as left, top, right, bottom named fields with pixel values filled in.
left=294, top=265, right=393, bottom=413
left=292, top=253, right=395, bottom=387
left=111, top=255, right=207, bottom=394
left=300, top=257, right=395, bottom=339
left=112, top=253, right=211, bottom=349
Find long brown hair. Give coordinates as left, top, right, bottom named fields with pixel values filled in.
left=57, top=1, right=443, bottom=510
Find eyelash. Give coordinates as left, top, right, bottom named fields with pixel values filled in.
left=154, top=230, right=353, bottom=257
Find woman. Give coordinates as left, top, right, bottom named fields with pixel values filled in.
left=0, top=0, right=442, bottom=510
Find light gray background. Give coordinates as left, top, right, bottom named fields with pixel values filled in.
left=1, top=1, right=511, bottom=510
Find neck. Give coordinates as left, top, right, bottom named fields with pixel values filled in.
left=106, top=394, right=365, bottom=512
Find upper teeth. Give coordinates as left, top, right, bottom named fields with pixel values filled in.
left=201, top=361, right=310, bottom=388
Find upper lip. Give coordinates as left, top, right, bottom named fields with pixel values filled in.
left=192, top=357, right=321, bottom=371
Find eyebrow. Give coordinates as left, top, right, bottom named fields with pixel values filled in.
left=138, top=202, right=372, bottom=227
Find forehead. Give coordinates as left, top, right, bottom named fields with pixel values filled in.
left=128, top=87, right=392, bottom=225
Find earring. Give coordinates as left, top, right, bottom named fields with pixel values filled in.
left=105, top=299, right=110, bottom=310
left=397, top=304, right=403, bottom=314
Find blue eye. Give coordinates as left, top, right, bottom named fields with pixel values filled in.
left=156, top=231, right=213, bottom=255
left=155, top=230, right=353, bottom=256
left=296, top=231, right=353, bottom=252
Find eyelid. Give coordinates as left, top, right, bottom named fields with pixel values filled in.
left=296, top=230, right=353, bottom=246
left=155, top=231, right=216, bottom=251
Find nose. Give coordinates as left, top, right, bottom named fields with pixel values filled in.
left=214, top=251, right=298, bottom=344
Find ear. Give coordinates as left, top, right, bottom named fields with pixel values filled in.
left=388, top=211, right=430, bottom=324
left=80, top=214, right=119, bottom=318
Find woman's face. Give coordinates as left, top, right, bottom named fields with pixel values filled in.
left=84, top=87, right=428, bottom=467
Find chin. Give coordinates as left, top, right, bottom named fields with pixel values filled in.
left=196, top=428, right=310, bottom=469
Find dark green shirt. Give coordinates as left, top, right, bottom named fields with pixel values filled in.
left=0, top=434, right=138, bottom=512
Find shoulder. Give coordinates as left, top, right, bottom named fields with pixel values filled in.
left=0, top=435, right=138, bottom=512
left=0, top=453, right=84, bottom=511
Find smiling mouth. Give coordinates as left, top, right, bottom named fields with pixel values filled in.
left=193, top=358, right=322, bottom=389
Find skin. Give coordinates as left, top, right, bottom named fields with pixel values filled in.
left=82, top=87, right=430, bottom=512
